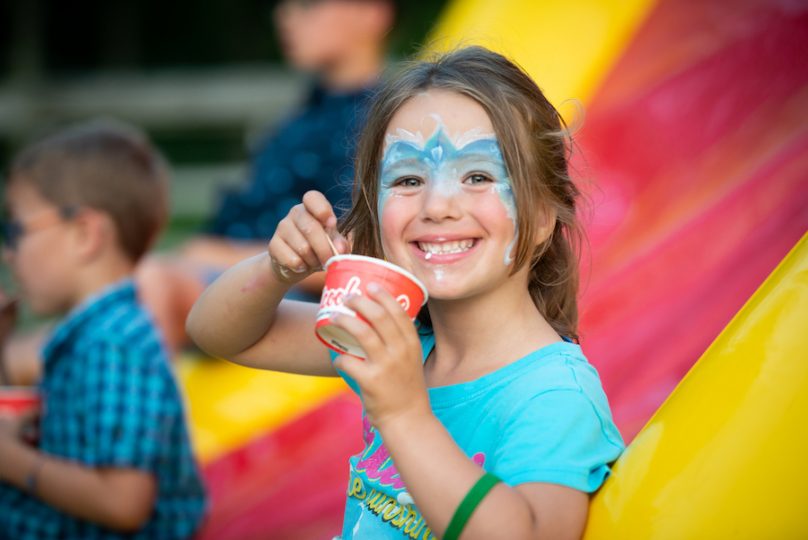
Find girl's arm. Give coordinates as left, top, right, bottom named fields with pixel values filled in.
left=375, top=408, right=588, bottom=539
left=332, top=287, right=589, bottom=539
left=186, top=191, right=348, bottom=376
left=0, top=419, right=155, bottom=532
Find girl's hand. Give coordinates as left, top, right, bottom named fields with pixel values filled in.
left=331, top=283, right=432, bottom=430
left=267, top=191, right=349, bottom=283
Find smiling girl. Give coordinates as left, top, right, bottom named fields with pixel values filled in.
left=187, top=46, right=624, bottom=540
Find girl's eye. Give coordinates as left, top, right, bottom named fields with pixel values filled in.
left=395, top=176, right=422, bottom=188
left=465, top=173, right=493, bottom=185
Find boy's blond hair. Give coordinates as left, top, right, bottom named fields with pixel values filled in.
left=8, top=119, right=169, bottom=263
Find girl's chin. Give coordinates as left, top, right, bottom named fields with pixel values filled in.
left=418, top=277, right=469, bottom=300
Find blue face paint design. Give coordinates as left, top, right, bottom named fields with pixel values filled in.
left=379, top=127, right=518, bottom=265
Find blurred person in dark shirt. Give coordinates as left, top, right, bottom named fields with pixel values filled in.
left=0, top=0, right=397, bottom=383
left=136, top=0, right=396, bottom=353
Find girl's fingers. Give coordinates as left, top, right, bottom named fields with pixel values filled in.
left=290, top=205, right=338, bottom=267
left=275, top=215, right=322, bottom=269
left=363, top=285, right=422, bottom=354
left=329, top=312, right=386, bottom=360
left=301, top=191, right=351, bottom=258
left=301, top=190, right=336, bottom=227
left=267, top=235, right=309, bottom=281
left=365, top=284, right=418, bottom=338
left=343, top=292, right=404, bottom=349
left=332, top=353, right=367, bottom=383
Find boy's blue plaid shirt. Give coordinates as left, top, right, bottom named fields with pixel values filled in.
left=0, top=279, right=207, bottom=539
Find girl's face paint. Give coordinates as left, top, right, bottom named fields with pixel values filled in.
left=376, top=89, right=521, bottom=300
left=379, top=128, right=518, bottom=266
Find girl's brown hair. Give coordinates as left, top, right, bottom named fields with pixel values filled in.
left=341, top=46, right=583, bottom=340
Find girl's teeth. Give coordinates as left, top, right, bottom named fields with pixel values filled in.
left=418, top=239, right=474, bottom=255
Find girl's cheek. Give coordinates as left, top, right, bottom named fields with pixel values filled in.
left=475, top=188, right=515, bottom=223
left=474, top=188, right=518, bottom=265
left=378, top=197, right=413, bottom=252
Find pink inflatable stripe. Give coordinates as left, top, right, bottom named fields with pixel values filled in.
left=577, top=0, right=808, bottom=438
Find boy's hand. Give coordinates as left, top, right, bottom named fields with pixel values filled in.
left=0, top=292, right=18, bottom=346
left=0, top=291, right=18, bottom=385
left=268, top=191, right=349, bottom=283
left=0, top=413, right=26, bottom=441
left=331, top=283, right=432, bottom=430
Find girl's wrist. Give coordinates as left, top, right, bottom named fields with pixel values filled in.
left=263, top=253, right=305, bottom=291
left=376, top=404, right=436, bottom=443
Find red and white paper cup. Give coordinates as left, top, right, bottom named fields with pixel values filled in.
left=316, top=254, right=428, bottom=357
left=0, top=386, right=41, bottom=418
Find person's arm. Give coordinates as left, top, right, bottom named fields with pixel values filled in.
left=0, top=417, right=156, bottom=532
left=186, top=190, right=349, bottom=376
left=373, top=409, right=588, bottom=539
left=180, top=234, right=326, bottom=296
left=332, top=287, right=590, bottom=539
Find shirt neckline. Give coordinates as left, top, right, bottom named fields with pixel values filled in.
left=42, top=278, right=137, bottom=368
left=418, top=330, right=582, bottom=409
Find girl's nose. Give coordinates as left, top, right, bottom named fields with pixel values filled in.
left=420, top=180, right=463, bottom=222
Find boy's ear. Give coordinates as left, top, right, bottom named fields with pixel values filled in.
left=70, top=208, right=115, bottom=262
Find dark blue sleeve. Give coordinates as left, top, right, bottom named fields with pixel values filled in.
left=206, top=97, right=361, bottom=241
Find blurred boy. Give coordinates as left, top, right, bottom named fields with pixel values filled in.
left=0, top=120, right=206, bottom=539
left=137, top=0, right=396, bottom=352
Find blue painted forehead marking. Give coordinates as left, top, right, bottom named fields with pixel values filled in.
left=380, top=128, right=507, bottom=172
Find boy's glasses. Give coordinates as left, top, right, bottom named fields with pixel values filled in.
left=0, top=207, right=77, bottom=251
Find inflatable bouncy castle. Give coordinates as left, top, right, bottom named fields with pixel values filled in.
left=183, top=0, right=808, bottom=537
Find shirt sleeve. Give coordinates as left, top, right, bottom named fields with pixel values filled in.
left=493, top=388, right=625, bottom=492
left=77, top=340, right=174, bottom=471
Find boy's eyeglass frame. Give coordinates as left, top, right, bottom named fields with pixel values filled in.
left=0, top=206, right=78, bottom=251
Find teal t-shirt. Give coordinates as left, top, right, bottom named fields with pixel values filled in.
left=332, top=329, right=625, bottom=539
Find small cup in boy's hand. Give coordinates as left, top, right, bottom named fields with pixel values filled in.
left=315, top=255, right=428, bottom=357
left=0, top=386, right=41, bottom=445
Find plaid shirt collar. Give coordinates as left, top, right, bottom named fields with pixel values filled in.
left=42, top=278, right=137, bottom=370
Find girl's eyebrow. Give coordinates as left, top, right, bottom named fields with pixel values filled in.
left=450, top=151, right=506, bottom=164
left=380, top=157, right=430, bottom=171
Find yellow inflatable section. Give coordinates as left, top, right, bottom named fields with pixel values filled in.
left=584, top=232, right=808, bottom=538
left=177, top=357, right=347, bottom=463
left=427, top=0, right=656, bottom=107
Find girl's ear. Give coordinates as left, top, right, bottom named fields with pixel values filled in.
left=534, top=204, right=557, bottom=247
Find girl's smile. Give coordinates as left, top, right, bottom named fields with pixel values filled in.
left=378, top=89, right=521, bottom=299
